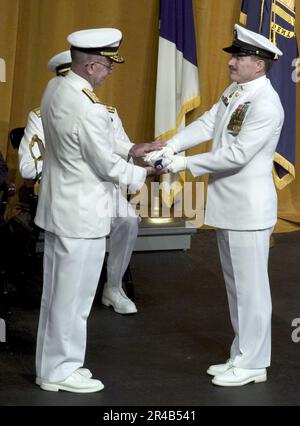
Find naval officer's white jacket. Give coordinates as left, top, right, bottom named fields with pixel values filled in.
left=171, top=75, right=284, bottom=230
left=35, top=71, right=146, bottom=238
left=19, top=102, right=131, bottom=180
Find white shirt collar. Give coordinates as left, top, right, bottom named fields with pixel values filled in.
left=65, top=70, right=94, bottom=91
left=237, top=75, right=267, bottom=92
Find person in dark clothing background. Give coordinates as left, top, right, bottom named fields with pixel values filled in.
left=0, top=152, right=9, bottom=319
left=0, top=152, right=8, bottom=190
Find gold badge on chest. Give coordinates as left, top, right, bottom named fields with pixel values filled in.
left=227, top=102, right=251, bottom=135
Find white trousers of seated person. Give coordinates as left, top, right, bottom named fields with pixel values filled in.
left=36, top=232, right=106, bottom=383
left=107, top=190, right=139, bottom=290
left=216, top=228, right=273, bottom=369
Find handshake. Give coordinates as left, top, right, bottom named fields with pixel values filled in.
left=143, top=145, right=187, bottom=174
left=129, top=141, right=187, bottom=176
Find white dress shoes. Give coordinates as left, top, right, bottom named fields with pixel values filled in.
left=212, top=367, right=267, bottom=387
left=40, top=370, right=104, bottom=393
left=206, top=359, right=233, bottom=376
left=35, top=367, right=92, bottom=386
left=102, top=286, right=137, bottom=314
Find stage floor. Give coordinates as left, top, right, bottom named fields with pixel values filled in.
left=1, top=229, right=300, bottom=406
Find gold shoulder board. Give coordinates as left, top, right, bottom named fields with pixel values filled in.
left=82, top=88, right=101, bottom=104
left=33, top=107, right=41, bottom=118
left=106, top=105, right=116, bottom=114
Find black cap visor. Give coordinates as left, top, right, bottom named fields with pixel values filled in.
left=223, top=39, right=275, bottom=60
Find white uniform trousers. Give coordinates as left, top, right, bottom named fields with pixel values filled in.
left=107, top=190, right=139, bottom=290
left=36, top=232, right=106, bottom=383
left=216, top=227, right=273, bottom=368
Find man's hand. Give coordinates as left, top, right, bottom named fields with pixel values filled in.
left=166, top=155, right=187, bottom=174
left=129, top=141, right=166, bottom=160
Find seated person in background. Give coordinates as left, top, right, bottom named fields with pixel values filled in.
left=0, top=152, right=8, bottom=226
left=0, top=153, right=10, bottom=319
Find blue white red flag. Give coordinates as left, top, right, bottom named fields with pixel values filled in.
left=155, top=0, right=200, bottom=206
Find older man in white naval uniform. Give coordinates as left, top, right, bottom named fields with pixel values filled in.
left=34, top=28, right=164, bottom=393
left=19, top=50, right=144, bottom=317
left=147, top=24, right=284, bottom=387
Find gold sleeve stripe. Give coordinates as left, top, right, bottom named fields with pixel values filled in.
left=106, top=106, right=116, bottom=113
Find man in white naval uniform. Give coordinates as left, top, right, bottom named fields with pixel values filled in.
left=146, top=25, right=284, bottom=387
left=18, top=51, right=72, bottom=181
left=34, top=28, right=164, bottom=393
left=19, top=50, right=144, bottom=316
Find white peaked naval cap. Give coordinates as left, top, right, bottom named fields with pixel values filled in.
left=223, top=24, right=283, bottom=59
left=47, top=50, right=72, bottom=75
left=67, top=28, right=124, bottom=63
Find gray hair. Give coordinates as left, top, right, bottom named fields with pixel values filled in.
left=250, top=55, right=273, bottom=73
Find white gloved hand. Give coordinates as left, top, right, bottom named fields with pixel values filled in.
left=166, top=155, right=187, bottom=174
left=143, top=145, right=175, bottom=166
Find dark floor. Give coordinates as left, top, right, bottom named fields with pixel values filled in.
left=1, top=229, right=300, bottom=406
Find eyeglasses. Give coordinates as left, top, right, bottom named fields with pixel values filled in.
left=94, top=60, right=114, bottom=70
